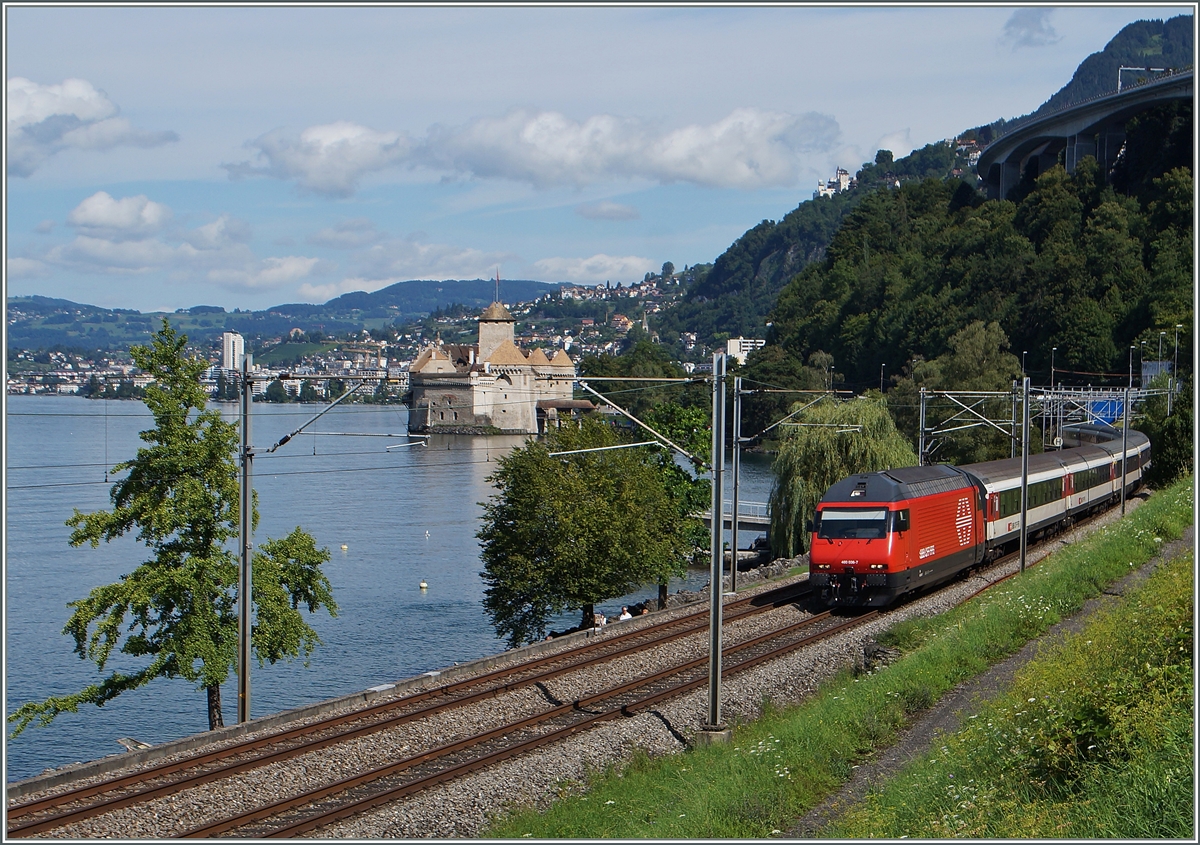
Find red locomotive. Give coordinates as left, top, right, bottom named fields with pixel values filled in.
left=808, top=424, right=1151, bottom=608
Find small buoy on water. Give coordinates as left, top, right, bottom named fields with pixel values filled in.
left=419, top=580, right=428, bottom=590
left=341, top=544, right=348, bottom=551
left=425, top=530, right=430, bottom=539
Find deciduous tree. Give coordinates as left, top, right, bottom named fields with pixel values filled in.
left=478, top=418, right=690, bottom=647
left=769, top=395, right=917, bottom=557
left=7, top=320, right=337, bottom=737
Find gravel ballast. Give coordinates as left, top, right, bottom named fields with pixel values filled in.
left=8, top=499, right=1147, bottom=839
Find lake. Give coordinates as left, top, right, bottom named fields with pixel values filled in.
left=3, top=395, right=775, bottom=782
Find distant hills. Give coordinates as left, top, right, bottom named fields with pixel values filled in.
left=657, top=14, right=1193, bottom=348
left=967, top=14, right=1193, bottom=144
left=8, top=16, right=1192, bottom=358
left=654, top=140, right=967, bottom=346
left=7, top=278, right=562, bottom=351
left=1037, top=15, right=1193, bottom=114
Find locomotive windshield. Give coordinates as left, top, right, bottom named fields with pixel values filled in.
left=816, top=508, right=888, bottom=540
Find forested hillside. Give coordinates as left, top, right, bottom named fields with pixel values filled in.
left=655, top=142, right=965, bottom=346
left=966, top=14, right=1193, bottom=145
left=740, top=99, right=1192, bottom=440
left=1037, top=14, right=1193, bottom=113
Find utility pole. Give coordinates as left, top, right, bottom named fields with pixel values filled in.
left=705, top=352, right=727, bottom=735
left=1121, top=388, right=1130, bottom=516
left=238, top=353, right=255, bottom=724
left=1019, top=376, right=1030, bottom=573
left=917, top=387, right=926, bottom=466
left=1170, top=324, right=1181, bottom=416
left=1010, top=381, right=1018, bottom=459
left=730, top=376, right=742, bottom=593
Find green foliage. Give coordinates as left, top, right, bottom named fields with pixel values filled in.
left=642, top=403, right=712, bottom=550
left=478, top=418, right=691, bottom=647
left=1137, top=375, right=1193, bottom=486
left=654, top=186, right=864, bottom=346
left=579, top=340, right=707, bottom=417
left=7, top=319, right=336, bottom=737
left=484, top=475, right=1193, bottom=840
left=830, top=545, right=1194, bottom=839
left=762, top=152, right=1191, bottom=404
left=1036, top=15, right=1193, bottom=115
left=768, top=395, right=918, bottom=557
left=264, top=379, right=290, bottom=402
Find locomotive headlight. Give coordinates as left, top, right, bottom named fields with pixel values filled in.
left=869, top=563, right=887, bottom=570
left=814, top=563, right=831, bottom=570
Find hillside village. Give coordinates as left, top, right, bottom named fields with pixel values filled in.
left=6, top=268, right=735, bottom=400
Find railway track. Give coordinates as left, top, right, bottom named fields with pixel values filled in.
left=182, top=608, right=869, bottom=838
left=6, top=579, right=810, bottom=838
left=7, top=505, right=1126, bottom=839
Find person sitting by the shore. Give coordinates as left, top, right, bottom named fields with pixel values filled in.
left=618, top=606, right=632, bottom=621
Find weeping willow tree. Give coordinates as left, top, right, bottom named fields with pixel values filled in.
left=769, top=393, right=918, bottom=557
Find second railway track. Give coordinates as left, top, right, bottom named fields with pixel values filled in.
left=7, top=503, right=1132, bottom=840
left=8, top=578, right=811, bottom=838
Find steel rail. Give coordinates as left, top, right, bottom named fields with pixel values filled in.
left=217, top=491, right=1145, bottom=838
left=6, top=582, right=808, bottom=837
left=181, top=609, right=859, bottom=838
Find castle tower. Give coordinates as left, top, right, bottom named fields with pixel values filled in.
left=478, top=301, right=515, bottom=361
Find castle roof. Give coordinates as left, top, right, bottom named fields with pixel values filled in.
left=411, top=345, right=451, bottom=373
left=526, top=347, right=551, bottom=366
left=484, top=339, right=530, bottom=366
left=550, top=349, right=574, bottom=368
left=480, top=301, right=514, bottom=322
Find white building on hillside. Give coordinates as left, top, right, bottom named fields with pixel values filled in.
left=815, top=167, right=853, bottom=199
left=726, top=336, right=766, bottom=364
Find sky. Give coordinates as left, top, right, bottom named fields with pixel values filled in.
left=4, top=3, right=1193, bottom=313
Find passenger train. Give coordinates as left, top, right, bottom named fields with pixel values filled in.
left=808, top=424, right=1151, bottom=608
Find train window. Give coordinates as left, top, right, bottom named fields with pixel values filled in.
left=817, top=508, right=888, bottom=540
left=998, top=488, right=1021, bottom=518
left=889, top=509, right=910, bottom=532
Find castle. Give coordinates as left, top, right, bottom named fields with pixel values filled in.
left=406, top=301, right=585, bottom=434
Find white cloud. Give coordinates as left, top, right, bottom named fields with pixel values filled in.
left=6, top=77, right=178, bottom=176
left=184, top=214, right=254, bottom=250
left=296, top=278, right=373, bottom=302
left=874, top=129, right=916, bottom=162
left=208, top=256, right=323, bottom=290
left=576, top=200, right=640, bottom=221
left=37, top=192, right=321, bottom=294
left=7, top=257, right=50, bottom=278
left=308, top=217, right=384, bottom=248
left=356, top=236, right=518, bottom=284
left=1001, top=8, right=1062, bottom=49
left=418, top=107, right=840, bottom=190
left=533, top=253, right=654, bottom=284
left=227, top=107, right=841, bottom=195
left=49, top=235, right=197, bottom=273
left=224, top=121, right=412, bottom=196
left=66, top=191, right=172, bottom=239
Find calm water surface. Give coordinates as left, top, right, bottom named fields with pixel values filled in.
left=4, top=395, right=773, bottom=782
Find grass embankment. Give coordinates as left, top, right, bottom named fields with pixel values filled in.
left=484, top=477, right=1194, bottom=839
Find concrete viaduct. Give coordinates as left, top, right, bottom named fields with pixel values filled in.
left=977, top=69, right=1193, bottom=200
